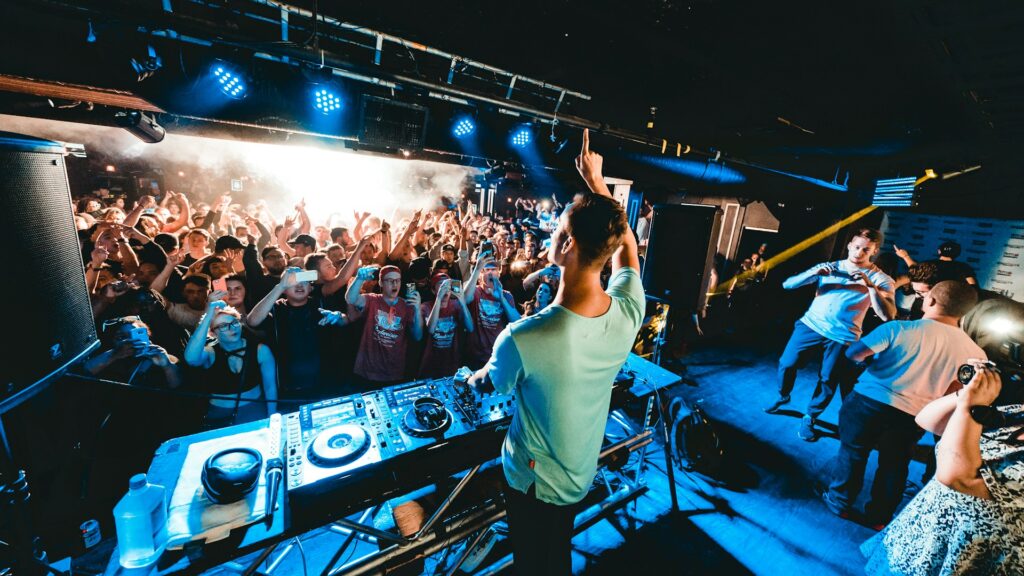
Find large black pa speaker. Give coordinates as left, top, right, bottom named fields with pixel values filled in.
left=0, top=132, right=98, bottom=413
left=642, top=203, right=722, bottom=310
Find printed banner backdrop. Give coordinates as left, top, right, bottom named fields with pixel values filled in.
left=881, top=211, right=1024, bottom=300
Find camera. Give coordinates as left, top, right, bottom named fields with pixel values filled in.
left=956, top=361, right=1000, bottom=386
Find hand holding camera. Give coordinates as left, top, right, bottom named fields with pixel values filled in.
left=957, top=360, right=1002, bottom=407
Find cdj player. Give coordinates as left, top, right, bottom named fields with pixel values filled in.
left=284, top=368, right=637, bottom=519
left=284, top=377, right=515, bottom=515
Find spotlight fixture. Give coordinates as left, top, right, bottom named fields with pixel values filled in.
left=211, top=62, right=247, bottom=99
left=510, top=126, right=532, bottom=148
left=452, top=116, right=476, bottom=138
left=114, top=110, right=166, bottom=143
left=313, top=87, right=343, bottom=114
left=129, top=45, right=162, bottom=82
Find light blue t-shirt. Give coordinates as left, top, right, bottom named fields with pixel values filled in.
left=485, top=267, right=645, bottom=505
left=800, top=260, right=895, bottom=343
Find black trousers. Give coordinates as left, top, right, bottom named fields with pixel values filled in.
left=504, top=481, right=576, bottom=576
left=827, top=392, right=924, bottom=522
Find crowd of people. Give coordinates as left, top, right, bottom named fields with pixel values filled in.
left=74, top=181, right=573, bottom=431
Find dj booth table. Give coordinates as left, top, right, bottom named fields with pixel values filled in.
left=95, top=354, right=680, bottom=576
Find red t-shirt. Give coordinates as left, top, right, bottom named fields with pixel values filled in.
left=418, top=299, right=466, bottom=378
left=465, top=291, right=515, bottom=367
left=354, top=293, right=416, bottom=382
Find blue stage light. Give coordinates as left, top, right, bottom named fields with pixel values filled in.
left=212, top=64, right=246, bottom=100
left=511, top=126, right=532, bottom=148
left=313, top=88, right=343, bottom=114
left=452, top=117, right=476, bottom=138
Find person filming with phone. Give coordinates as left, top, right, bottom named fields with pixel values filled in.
left=247, top=267, right=348, bottom=405
left=347, top=264, right=424, bottom=390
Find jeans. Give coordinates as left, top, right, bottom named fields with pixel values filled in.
left=827, top=392, right=924, bottom=522
left=777, top=320, right=856, bottom=418
left=504, top=481, right=577, bottom=576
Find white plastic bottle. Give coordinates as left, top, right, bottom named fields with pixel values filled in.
left=113, top=473, right=168, bottom=569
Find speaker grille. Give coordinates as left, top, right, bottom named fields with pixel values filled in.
left=358, top=95, right=429, bottom=150
left=1, top=147, right=98, bottom=404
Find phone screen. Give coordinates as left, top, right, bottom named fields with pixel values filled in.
left=212, top=278, right=228, bottom=292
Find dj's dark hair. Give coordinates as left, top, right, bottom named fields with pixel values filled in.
left=939, top=240, right=961, bottom=259
left=564, top=193, right=629, bottom=268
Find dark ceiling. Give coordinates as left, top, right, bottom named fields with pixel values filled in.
left=2, top=0, right=1023, bottom=215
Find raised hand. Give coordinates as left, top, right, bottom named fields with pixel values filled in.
left=144, top=345, right=172, bottom=367
left=893, top=245, right=910, bottom=260
left=960, top=360, right=1002, bottom=407
left=318, top=308, right=346, bottom=326
left=208, top=289, right=228, bottom=303
left=816, top=263, right=837, bottom=276
left=490, top=276, right=503, bottom=299
left=437, top=278, right=451, bottom=299
left=279, top=267, right=301, bottom=288
left=90, top=246, right=109, bottom=266
left=575, top=128, right=605, bottom=187
left=206, top=298, right=228, bottom=313
left=850, top=270, right=876, bottom=289
left=405, top=288, right=422, bottom=309
left=167, top=249, right=185, bottom=268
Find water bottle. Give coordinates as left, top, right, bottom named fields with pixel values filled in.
left=113, top=473, right=168, bottom=569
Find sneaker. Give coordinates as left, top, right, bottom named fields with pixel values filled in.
left=798, top=416, right=817, bottom=441
left=764, top=395, right=791, bottom=414
left=820, top=489, right=850, bottom=519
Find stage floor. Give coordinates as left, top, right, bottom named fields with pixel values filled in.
left=217, top=340, right=920, bottom=576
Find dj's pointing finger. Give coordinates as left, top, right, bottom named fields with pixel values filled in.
left=581, top=128, right=590, bottom=153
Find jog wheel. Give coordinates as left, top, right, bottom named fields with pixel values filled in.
left=402, top=397, right=452, bottom=437
left=308, top=424, right=371, bottom=467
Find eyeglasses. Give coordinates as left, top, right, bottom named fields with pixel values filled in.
left=213, top=319, right=241, bottom=332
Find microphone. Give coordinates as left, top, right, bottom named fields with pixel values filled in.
left=264, top=414, right=283, bottom=527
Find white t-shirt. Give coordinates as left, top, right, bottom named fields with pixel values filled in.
left=800, top=260, right=895, bottom=343
left=854, top=319, right=987, bottom=415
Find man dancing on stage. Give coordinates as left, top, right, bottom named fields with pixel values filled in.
left=765, top=228, right=896, bottom=441
left=468, top=129, right=644, bottom=574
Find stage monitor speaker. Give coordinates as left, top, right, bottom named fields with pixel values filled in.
left=642, top=203, right=722, bottom=310
left=0, top=132, right=98, bottom=413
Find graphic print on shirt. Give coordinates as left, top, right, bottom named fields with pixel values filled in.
left=374, top=308, right=403, bottom=348
left=432, top=316, right=457, bottom=349
left=478, top=297, right=504, bottom=330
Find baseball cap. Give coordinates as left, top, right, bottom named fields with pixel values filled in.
left=287, top=234, right=317, bottom=249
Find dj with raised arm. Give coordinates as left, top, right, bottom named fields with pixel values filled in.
left=468, top=129, right=645, bottom=575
